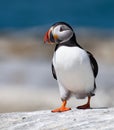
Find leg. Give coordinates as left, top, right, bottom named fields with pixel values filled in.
left=52, top=81, right=71, bottom=112
left=51, top=100, right=71, bottom=112
left=77, top=96, right=91, bottom=109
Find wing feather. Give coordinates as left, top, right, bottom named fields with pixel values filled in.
left=87, top=51, right=98, bottom=78
left=51, top=63, right=57, bottom=80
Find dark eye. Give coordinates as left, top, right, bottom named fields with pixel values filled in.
left=60, top=27, right=63, bottom=32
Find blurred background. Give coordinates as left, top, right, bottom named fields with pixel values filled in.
left=0, top=0, right=114, bottom=113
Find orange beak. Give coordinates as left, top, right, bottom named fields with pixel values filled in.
left=44, top=30, right=50, bottom=43
left=44, top=28, right=56, bottom=44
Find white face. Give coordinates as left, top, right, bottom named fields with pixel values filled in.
left=52, top=25, right=73, bottom=43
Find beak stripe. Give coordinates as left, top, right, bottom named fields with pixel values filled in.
left=50, top=31, right=55, bottom=43
left=44, top=31, right=49, bottom=43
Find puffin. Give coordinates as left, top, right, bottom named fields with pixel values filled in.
left=44, top=22, right=98, bottom=112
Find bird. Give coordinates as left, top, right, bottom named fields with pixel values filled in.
left=44, top=22, right=98, bottom=112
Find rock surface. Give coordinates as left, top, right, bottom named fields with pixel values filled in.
left=0, top=108, right=114, bottom=130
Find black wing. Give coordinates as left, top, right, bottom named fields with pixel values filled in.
left=87, top=51, right=98, bottom=78
left=51, top=63, right=57, bottom=80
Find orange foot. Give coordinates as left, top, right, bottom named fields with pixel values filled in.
left=51, top=107, right=71, bottom=112
left=77, top=96, right=91, bottom=109
left=51, top=100, right=71, bottom=112
left=77, top=103, right=90, bottom=109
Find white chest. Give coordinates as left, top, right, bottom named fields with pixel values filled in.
left=53, top=46, right=94, bottom=93
left=53, top=46, right=89, bottom=71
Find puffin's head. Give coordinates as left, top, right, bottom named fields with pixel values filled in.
left=44, top=22, right=75, bottom=44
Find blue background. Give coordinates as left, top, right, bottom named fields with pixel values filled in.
left=0, top=0, right=114, bottom=29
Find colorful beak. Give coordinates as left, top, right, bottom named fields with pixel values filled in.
left=44, top=28, right=56, bottom=44
left=44, top=30, right=50, bottom=43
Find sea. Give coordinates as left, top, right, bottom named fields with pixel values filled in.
left=0, top=0, right=114, bottom=30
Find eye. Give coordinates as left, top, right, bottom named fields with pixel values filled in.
left=60, top=27, right=63, bottom=32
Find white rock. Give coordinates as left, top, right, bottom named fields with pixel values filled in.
left=0, top=108, right=114, bottom=130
